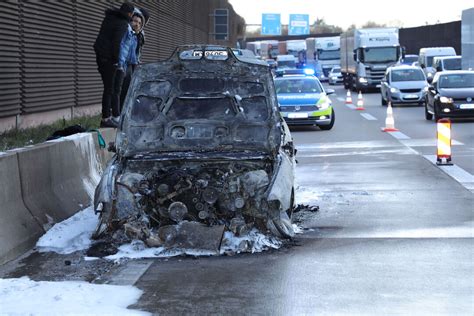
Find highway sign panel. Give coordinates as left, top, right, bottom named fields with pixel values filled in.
left=261, top=14, right=281, bottom=35
left=289, top=14, right=309, bottom=35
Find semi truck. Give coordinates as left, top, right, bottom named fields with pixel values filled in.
left=315, top=37, right=341, bottom=78
left=260, top=40, right=279, bottom=59
left=246, top=42, right=261, bottom=57
left=340, top=28, right=402, bottom=91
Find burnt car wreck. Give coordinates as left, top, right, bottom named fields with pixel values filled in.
left=93, top=45, right=296, bottom=253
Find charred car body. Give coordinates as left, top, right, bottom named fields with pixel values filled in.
left=93, top=46, right=296, bottom=251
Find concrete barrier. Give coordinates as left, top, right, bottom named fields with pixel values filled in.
left=17, top=133, right=102, bottom=229
left=0, top=152, right=44, bottom=265
left=0, top=129, right=114, bottom=264
left=49, top=133, right=101, bottom=216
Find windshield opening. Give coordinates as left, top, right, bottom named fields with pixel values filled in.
left=131, top=96, right=162, bottom=123
left=401, top=56, right=418, bottom=64
left=274, top=78, right=323, bottom=94
left=318, top=49, right=340, bottom=60
left=361, top=47, right=398, bottom=63
left=240, top=96, right=269, bottom=122
left=426, top=56, right=435, bottom=67
left=443, top=58, right=461, bottom=70
left=277, top=60, right=296, bottom=69
left=391, top=69, right=425, bottom=82
left=167, top=98, right=237, bottom=120
left=438, top=74, right=474, bottom=89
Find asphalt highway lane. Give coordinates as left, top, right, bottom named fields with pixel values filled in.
left=127, top=85, right=473, bottom=315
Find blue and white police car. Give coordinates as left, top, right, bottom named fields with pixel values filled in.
left=274, top=69, right=335, bottom=130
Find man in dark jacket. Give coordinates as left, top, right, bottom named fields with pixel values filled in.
left=94, top=2, right=134, bottom=128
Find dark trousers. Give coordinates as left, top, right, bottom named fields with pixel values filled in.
left=120, top=64, right=134, bottom=112
left=96, top=56, right=120, bottom=118
left=111, top=68, right=125, bottom=117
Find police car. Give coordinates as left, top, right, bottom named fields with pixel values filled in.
left=274, top=69, right=335, bottom=130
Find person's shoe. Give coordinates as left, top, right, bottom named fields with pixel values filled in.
left=111, top=116, right=120, bottom=124
left=100, top=117, right=118, bottom=128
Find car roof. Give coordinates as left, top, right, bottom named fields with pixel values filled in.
left=433, top=70, right=474, bottom=80
left=433, top=55, right=461, bottom=61
left=388, top=65, right=422, bottom=71
left=274, top=75, right=319, bottom=81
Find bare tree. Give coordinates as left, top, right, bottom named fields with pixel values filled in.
left=311, top=18, right=343, bottom=34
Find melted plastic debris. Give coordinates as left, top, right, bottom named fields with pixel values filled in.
left=102, top=228, right=283, bottom=261
left=0, top=276, right=149, bottom=316
left=36, top=207, right=99, bottom=254
left=220, top=229, right=282, bottom=255
left=105, top=240, right=216, bottom=261
left=292, top=204, right=320, bottom=225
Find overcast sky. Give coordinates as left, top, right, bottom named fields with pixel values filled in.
left=228, top=0, right=473, bottom=30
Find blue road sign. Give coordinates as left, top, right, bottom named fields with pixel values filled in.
left=289, top=14, right=309, bottom=35
left=261, top=14, right=281, bottom=35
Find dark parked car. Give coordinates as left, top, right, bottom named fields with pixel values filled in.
left=425, top=71, right=474, bottom=121
left=381, top=65, right=428, bottom=106
left=93, top=46, right=297, bottom=251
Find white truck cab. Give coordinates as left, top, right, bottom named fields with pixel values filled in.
left=276, top=54, right=297, bottom=70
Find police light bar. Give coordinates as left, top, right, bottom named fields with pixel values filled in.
left=275, top=68, right=315, bottom=77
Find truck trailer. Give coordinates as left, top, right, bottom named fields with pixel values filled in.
left=462, top=8, right=474, bottom=70
left=340, top=28, right=402, bottom=91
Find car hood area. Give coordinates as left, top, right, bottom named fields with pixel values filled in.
left=116, top=50, right=282, bottom=158
left=390, top=81, right=427, bottom=90
left=438, top=88, right=474, bottom=99
left=277, top=93, right=327, bottom=106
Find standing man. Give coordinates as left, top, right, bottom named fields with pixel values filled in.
left=94, top=2, right=134, bottom=128
left=120, top=8, right=150, bottom=111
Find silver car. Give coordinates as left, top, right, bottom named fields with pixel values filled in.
left=380, top=65, right=428, bottom=106
left=328, top=66, right=343, bottom=85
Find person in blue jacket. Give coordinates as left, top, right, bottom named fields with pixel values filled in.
left=110, top=20, right=139, bottom=123
left=120, top=8, right=148, bottom=111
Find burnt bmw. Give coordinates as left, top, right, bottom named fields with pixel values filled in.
left=93, top=46, right=297, bottom=251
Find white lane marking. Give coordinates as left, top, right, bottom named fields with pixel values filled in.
left=400, top=138, right=464, bottom=147
left=424, top=155, right=474, bottom=191
left=387, top=131, right=411, bottom=140
left=345, top=103, right=356, bottom=109
left=297, top=148, right=414, bottom=158
left=297, top=140, right=402, bottom=150
left=337, top=97, right=345, bottom=102
left=103, top=260, right=154, bottom=285
left=360, top=113, right=377, bottom=120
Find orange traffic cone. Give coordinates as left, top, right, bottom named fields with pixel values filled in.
left=382, top=102, right=399, bottom=132
left=355, top=91, right=365, bottom=110
left=345, top=90, right=352, bottom=104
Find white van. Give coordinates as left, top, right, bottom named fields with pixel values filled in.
left=418, top=47, right=456, bottom=80
left=433, top=56, right=462, bottom=72
left=276, top=54, right=297, bottom=70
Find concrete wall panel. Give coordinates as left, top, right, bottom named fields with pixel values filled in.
left=0, top=152, right=44, bottom=265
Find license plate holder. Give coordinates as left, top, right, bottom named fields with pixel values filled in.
left=288, top=112, right=308, bottom=119
left=459, top=104, right=474, bottom=109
